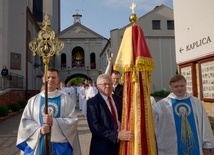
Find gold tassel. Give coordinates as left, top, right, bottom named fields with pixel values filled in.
left=132, top=71, right=137, bottom=82
left=121, top=74, right=125, bottom=83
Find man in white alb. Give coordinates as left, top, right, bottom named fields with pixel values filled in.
left=152, top=74, right=214, bottom=155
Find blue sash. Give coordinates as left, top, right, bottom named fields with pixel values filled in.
left=171, top=98, right=200, bottom=155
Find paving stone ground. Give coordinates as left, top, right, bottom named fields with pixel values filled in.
left=1, top=107, right=213, bottom=155
left=0, top=109, right=91, bottom=155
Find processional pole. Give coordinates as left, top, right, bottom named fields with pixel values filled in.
left=29, top=15, right=64, bottom=155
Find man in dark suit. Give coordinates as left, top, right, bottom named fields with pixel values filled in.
left=111, top=70, right=123, bottom=97
left=87, top=74, right=133, bottom=155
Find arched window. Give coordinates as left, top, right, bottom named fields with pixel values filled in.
left=61, top=53, right=66, bottom=69
left=90, top=53, right=96, bottom=69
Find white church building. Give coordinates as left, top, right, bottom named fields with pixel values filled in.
left=0, top=1, right=176, bottom=94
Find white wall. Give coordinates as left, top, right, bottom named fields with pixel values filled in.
left=108, top=5, right=176, bottom=92
left=174, top=0, right=214, bottom=64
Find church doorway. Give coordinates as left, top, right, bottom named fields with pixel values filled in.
left=64, top=73, right=92, bottom=86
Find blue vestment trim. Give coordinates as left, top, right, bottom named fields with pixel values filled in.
left=54, top=143, right=73, bottom=155
left=17, top=141, right=35, bottom=155
left=171, top=98, right=200, bottom=155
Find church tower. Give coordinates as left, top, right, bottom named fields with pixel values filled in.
left=73, top=14, right=82, bottom=24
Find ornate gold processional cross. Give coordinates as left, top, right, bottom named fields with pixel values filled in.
left=29, top=14, right=64, bottom=155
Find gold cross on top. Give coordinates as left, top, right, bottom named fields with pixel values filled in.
left=130, top=2, right=137, bottom=13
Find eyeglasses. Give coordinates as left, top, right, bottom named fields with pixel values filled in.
left=98, top=83, right=113, bottom=86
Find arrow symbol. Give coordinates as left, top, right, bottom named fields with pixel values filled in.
left=179, top=48, right=184, bottom=53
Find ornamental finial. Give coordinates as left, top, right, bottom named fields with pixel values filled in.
left=129, top=3, right=138, bottom=25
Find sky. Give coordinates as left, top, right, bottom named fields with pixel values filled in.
left=60, top=0, right=173, bottom=39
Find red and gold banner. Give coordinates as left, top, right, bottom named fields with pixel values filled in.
left=114, top=25, right=156, bottom=155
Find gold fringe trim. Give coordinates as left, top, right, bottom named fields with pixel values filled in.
left=114, top=56, right=155, bottom=83
left=114, top=56, right=155, bottom=72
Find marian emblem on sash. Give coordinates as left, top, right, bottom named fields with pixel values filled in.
left=174, top=102, right=191, bottom=117
left=41, top=102, right=59, bottom=117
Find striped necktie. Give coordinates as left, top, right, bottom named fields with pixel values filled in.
left=108, top=96, right=118, bottom=129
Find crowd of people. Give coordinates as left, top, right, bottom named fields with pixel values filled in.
left=16, top=67, right=214, bottom=155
